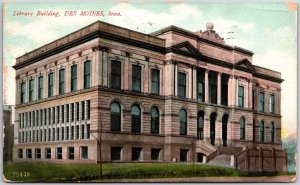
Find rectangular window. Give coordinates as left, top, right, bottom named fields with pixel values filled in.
left=132, top=65, right=142, bottom=92
left=38, top=76, right=43, bottom=100
left=18, top=149, right=23, bottom=158
left=270, top=94, right=275, bottom=113
left=110, top=60, right=121, bottom=89
left=259, top=92, right=265, bottom=112
left=52, top=128, right=55, bottom=141
left=56, top=127, right=60, bottom=141
left=71, top=65, right=77, bottom=92
left=57, top=106, right=60, bottom=123
left=48, top=72, right=54, bottom=97
left=151, top=69, right=160, bottom=95
left=71, top=103, right=74, bottom=121
left=37, top=110, right=39, bottom=126
left=35, top=148, right=41, bottom=159
left=56, top=147, right=62, bottom=159
left=44, top=129, right=47, bottom=142
left=87, top=100, right=91, bottom=120
left=252, top=90, right=255, bottom=111
left=44, top=109, right=47, bottom=125
left=66, top=126, right=69, bottom=140
left=84, top=61, right=91, bottom=89
left=209, top=73, right=217, bottom=104
left=87, top=124, right=90, bottom=139
left=151, top=148, right=161, bottom=160
left=132, top=147, right=142, bottom=161
left=68, top=147, right=75, bottom=160
left=178, top=72, right=186, bottom=98
left=197, top=70, right=205, bottom=102
left=48, top=108, right=51, bottom=124
left=76, top=125, right=79, bottom=139
left=59, top=69, right=65, bottom=95
left=180, top=149, right=188, bottom=162
left=81, top=125, right=85, bottom=139
left=48, top=128, right=51, bottom=141
left=29, top=113, right=31, bottom=127
left=26, top=149, right=32, bottom=158
left=62, top=105, right=64, bottom=123
left=76, top=102, right=79, bottom=121
left=81, top=146, right=88, bottom=160
left=32, top=130, right=35, bottom=142
left=66, top=104, right=70, bottom=122
left=21, top=82, right=26, bottom=103
left=40, top=110, right=43, bottom=126
left=52, top=107, right=55, bottom=124
left=238, top=86, right=244, bottom=107
left=61, top=127, right=64, bottom=141
left=32, top=111, right=35, bottom=127
left=71, top=126, right=74, bottom=140
left=29, top=79, right=34, bottom=102
left=81, top=101, right=85, bottom=120
left=111, top=147, right=122, bottom=161
left=45, top=148, right=51, bottom=159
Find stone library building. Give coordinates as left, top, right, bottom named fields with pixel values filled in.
left=13, top=21, right=287, bottom=171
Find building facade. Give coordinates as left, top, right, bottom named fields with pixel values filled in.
left=13, top=21, right=284, bottom=167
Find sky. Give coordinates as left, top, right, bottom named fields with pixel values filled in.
left=2, top=2, right=297, bottom=138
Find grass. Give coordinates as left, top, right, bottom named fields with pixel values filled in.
left=3, top=162, right=296, bottom=182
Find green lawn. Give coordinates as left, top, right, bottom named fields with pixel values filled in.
left=3, top=162, right=295, bottom=182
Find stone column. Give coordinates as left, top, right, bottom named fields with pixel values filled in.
left=124, top=52, right=130, bottom=90
left=174, top=62, right=178, bottom=96
left=248, top=80, right=253, bottom=109
left=102, top=48, right=108, bottom=87
left=217, top=72, right=221, bottom=105
left=192, top=67, right=197, bottom=100
left=204, top=117, right=210, bottom=143
left=144, top=59, right=149, bottom=93
left=227, top=76, right=232, bottom=107
left=215, top=118, right=222, bottom=146
left=77, top=52, right=83, bottom=90
left=205, top=69, right=209, bottom=103
left=92, top=46, right=99, bottom=86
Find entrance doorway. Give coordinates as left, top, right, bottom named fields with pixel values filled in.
left=222, top=114, right=229, bottom=147
left=210, top=113, right=217, bottom=145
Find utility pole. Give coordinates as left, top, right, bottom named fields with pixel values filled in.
left=90, top=113, right=104, bottom=181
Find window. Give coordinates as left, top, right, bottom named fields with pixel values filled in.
left=240, top=117, right=245, bottom=140
left=197, top=69, right=205, bottom=102
left=259, top=121, right=265, bottom=142
left=71, top=65, right=77, bottom=92
left=56, top=127, right=60, bottom=141
left=110, top=60, right=121, bottom=89
left=48, top=72, right=54, bottom=97
left=132, top=147, right=142, bottom=161
left=81, top=146, right=88, bottom=159
left=48, top=108, right=51, bottom=124
left=71, top=103, right=74, bottom=121
left=52, top=107, right=55, bottom=124
left=32, top=111, right=35, bottom=127
left=221, top=75, right=228, bottom=106
left=179, top=109, right=187, bottom=135
left=66, top=126, right=69, bottom=140
left=52, top=128, right=55, bottom=141
left=71, top=126, right=74, bottom=140
left=209, top=73, right=217, bottom=104
left=45, top=148, right=51, bottom=159
left=68, top=147, right=75, bottom=159
left=270, top=94, right=275, bottom=113
left=26, top=149, right=32, bottom=158
left=252, top=90, right=255, bottom=111
left=66, top=104, right=69, bottom=122
left=29, top=79, right=34, bottom=102
left=178, top=72, right=186, bottom=98
left=198, top=112, right=204, bottom=140
left=131, top=105, right=141, bottom=133
left=38, top=76, right=43, bottom=100
left=111, top=147, right=122, bottom=161
left=270, top=122, right=275, bottom=143
left=56, top=147, right=62, bottom=159
left=18, top=149, right=23, bottom=158
left=59, top=69, right=65, bottom=95
left=180, top=149, right=188, bottom=162
left=87, top=100, right=91, bottom=120
left=81, top=125, right=85, bottom=139
left=57, top=106, right=60, bottom=123
left=21, top=82, right=26, bottom=103
left=151, top=148, right=160, bottom=160
left=76, top=102, right=79, bottom=121
left=87, top=124, right=90, bottom=139
left=62, top=105, right=64, bottom=123
left=44, top=109, right=47, bottom=125
left=48, top=128, right=51, bottom=141
left=132, top=65, right=142, bottom=92
left=238, top=86, right=244, bottom=107
left=151, top=69, right=160, bottom=95
left=44, top=129, right=46, bottom=142
left=111, top=102, right=121, bottom=131
left=84, top=61, right=91, bottom=89
left=259, top=92, right=265, bottom=112
left=151, top=107, right=159, bottom=134
left=76, top=125, right=79, bottom=139
left=61, top=127, right=64, bottom=140
left=81, top=101, right=85, bottom=120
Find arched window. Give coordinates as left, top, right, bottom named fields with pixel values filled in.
left=131, top=105, right=141, bottom=133
left=270, top=122, right=275, bottom=143
left=151, top=107, right=159, bottom=134
left=240, top=117, right=245, bottom=140
left=180, top=109, right=187, bottom=135
left=111, top=102, right=121, bottom=131
left=198, top=112, right=204, bottom=140
left=259, top=121, right=265, bottom=142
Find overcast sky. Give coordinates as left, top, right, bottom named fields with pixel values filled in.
left=3, top=2, right=297, bottom=138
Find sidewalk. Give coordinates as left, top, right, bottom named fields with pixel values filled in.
left=90, top=175, right=296, bottom=183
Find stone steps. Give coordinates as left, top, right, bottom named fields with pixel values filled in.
left=208, top=154, right=233, bottom=168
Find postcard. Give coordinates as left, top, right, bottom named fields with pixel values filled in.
left=2, top=1, right=297, bottom=183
